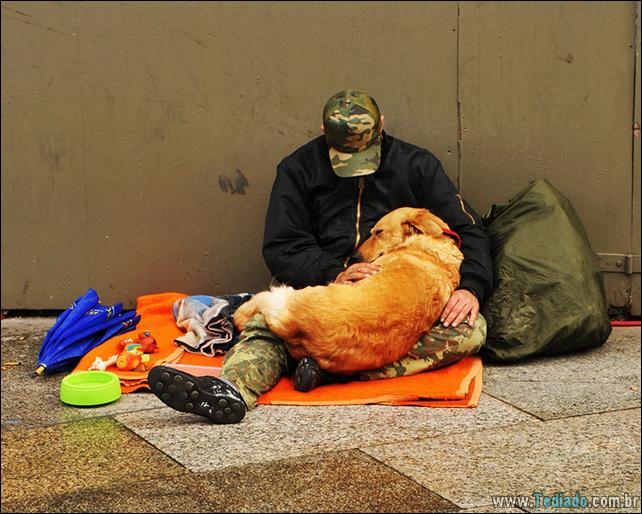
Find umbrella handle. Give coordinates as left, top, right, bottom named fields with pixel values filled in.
left=34, top=365, right=46, bottom=376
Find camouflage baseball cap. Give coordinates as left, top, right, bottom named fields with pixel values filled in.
left=323, top=89, right=382, bottom=178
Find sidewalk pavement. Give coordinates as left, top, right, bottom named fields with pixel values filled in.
left=1, top=318, right=640, bottom=513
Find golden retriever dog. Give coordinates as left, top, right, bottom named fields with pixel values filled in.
left=233, top=207, right=464, bottom=374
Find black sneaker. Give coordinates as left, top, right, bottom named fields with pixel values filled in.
left=148, top=365, right=246, bottom=424
left=294, top=357, right=356, bottom=392
left=293, top=356, right=327, bottom=392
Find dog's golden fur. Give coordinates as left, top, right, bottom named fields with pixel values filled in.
left=233, top=207, right=464, bottom=374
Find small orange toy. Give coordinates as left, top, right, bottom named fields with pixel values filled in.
left=88, top=331, right=159, bottom=372
left=116, top=351, right=142, bottom=371
left=114, top=331, right=158, bottom=372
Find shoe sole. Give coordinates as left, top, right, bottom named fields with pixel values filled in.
left=148, top=366, right=245, bottom=424
left=294, top=358, right=321, bottom=392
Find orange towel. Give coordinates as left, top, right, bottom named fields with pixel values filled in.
left=74, top=293, right=482, bottom=406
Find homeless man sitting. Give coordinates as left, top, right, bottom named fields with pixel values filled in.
left=149, top=89, right=493, bottom=424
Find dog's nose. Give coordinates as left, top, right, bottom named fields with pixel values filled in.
left=346, top=251, right=364, bottom=265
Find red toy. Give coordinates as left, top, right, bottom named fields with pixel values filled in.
left=88, top=331, right=158, bottom=372
left=117, top=331, right=158, bottom=354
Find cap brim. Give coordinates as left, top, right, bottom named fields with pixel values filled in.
left=328, top=142, right=381, bottom=178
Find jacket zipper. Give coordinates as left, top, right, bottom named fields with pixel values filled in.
left=456, top=192, right=476, bottom=224
left=344, top=177, right=366, bottom=267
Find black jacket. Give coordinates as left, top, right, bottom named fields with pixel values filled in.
left=262, top=133, right=494, bottom=304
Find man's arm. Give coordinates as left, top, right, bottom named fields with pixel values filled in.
left=417, top=154, right=494, bottom=311
left=262, top=163, right=344, bottom=288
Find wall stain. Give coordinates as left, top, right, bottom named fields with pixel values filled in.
left=557, top=53, right=574, bottom=64
left=39, top=138, right=64, bottom=171
left=38, top=134, right=66, bottom=188
left=219, top=169, right=249, bottom=195
left=1, top=5, right=33, bottom=18
left=173, top=26, right=208, bottom=49
left=2, top=5, right=76, bottom=37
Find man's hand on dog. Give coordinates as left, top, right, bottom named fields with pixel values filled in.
left=336, top=266, right=478, bottom=327
left=441, top=289, right=479, bottom=328
left=335, top=263, right=382, bottom=285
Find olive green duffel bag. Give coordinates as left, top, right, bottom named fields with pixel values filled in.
left=481, top=179, right=612, bottom=362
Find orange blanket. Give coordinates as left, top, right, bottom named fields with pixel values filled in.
left=75, top=292, right=188, bottom=392
left=74, top=293, right=482, bottom=407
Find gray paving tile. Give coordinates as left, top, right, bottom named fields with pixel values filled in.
left=1, top=317, right=56, bottom=332
left=1, top=417, right=185, bottom=503
left=361, top=409, right=641, bottom=509
left=1, top=319, right=165, bottom=431
left=483, top=329, right=641, bottom=419
left=0, top=450, right=459, bottom=513
left=195, top=450, right=459, bottom=513
left=0, top=475, right=220, bottom=513
left=116, top=393, right=534, bottom=472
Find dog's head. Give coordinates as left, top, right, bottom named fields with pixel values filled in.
left=356, top=207, right=457, bottom=263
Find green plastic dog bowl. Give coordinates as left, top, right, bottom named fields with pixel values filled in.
left=60, top=371, right=121, bottom=407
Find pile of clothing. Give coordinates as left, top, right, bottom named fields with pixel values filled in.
left=172, top=293, right=253, bottom=356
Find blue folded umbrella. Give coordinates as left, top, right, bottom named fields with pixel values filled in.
left=39, top=289, right=100, bottom=350
left=35, top=289, right=140, bottom=375
left=51, top=303, right=124, bottom=349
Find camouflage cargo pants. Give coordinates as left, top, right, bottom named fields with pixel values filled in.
left=221, top=313, right=487, bottom=409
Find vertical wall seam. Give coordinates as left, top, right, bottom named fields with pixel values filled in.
left=630, top=0, right=641, bottom=314
left=456, top=1, right=462, bottom=192
left=632, top=0, right=640, bottom=256
left=74, top=1, right=91, bottom=290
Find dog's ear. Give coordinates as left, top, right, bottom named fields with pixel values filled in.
left=402, top=209, right=447, bottom=238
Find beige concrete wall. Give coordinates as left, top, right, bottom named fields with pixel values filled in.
left=459, top=1, right=638, bottom=311
left=1, top=1, right=459, bottom=308
left=1, top=1, right=638, bottom=310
